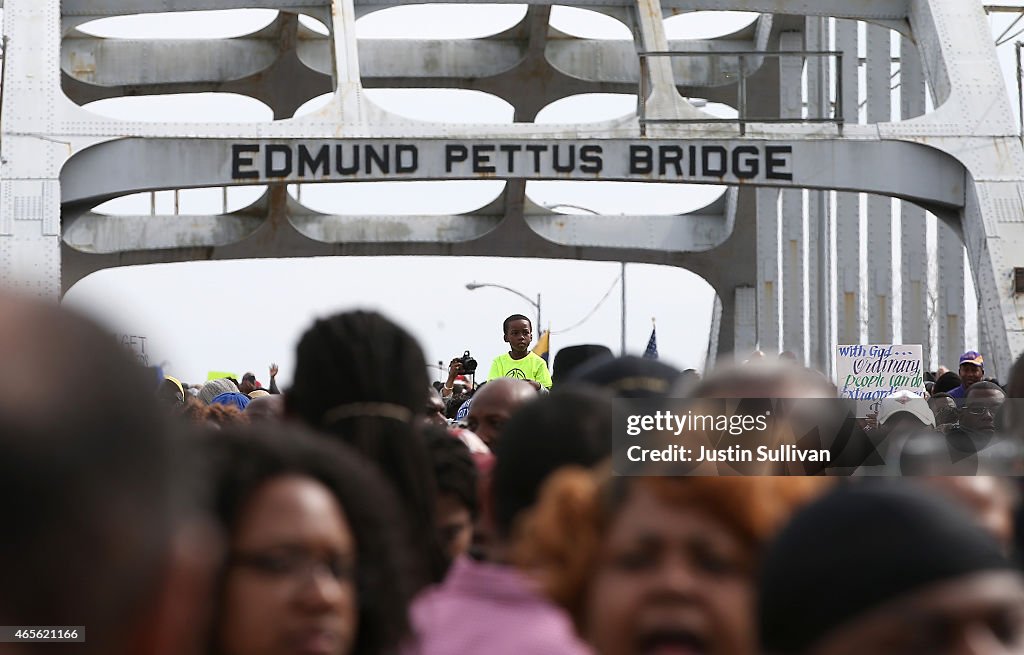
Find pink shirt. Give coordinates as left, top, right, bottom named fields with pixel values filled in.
left=403, top=556, right=593, bottom=655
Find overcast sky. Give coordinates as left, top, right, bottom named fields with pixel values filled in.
left=56, top=6, right=1024, bottom=385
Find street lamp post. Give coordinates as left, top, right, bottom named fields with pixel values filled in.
left=620, top=262, right=626, bottom=356
left=465, top=282, right=541, bottom=334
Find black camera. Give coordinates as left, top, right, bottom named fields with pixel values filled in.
left=458, top=350, right=478, bottom=375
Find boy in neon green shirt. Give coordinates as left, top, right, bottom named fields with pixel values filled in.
left=487, top=314, right=553, bottom=390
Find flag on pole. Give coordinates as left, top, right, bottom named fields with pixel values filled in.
left=642, top=319, right=658, bottom=360
left=532, top=329, right=551, bottom=364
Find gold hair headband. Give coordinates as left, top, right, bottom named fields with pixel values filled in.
left=322, top=402, right=414, bottom=425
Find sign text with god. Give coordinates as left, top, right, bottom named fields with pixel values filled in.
left=230, top=140, right=794, bottom=183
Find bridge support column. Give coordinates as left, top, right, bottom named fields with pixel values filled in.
left=834, top=19, right=864, bottom=351
left=937, top=222, right=967, bottom=369
left=779, top=31, right=806, bottom=361
left=733, top=286, right=758, bottom=356
left=756, top=188, right=781, bottom=356
left=961, top=180, right=1024, bottom=382
left=707, top=285, right=758, bottom=369
left=899, top=36, right=934, bottom=367
left=866, top=25, right=894, bottom=344
left=1, top=0, right=64, bottom=300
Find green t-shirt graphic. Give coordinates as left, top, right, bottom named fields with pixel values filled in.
left=487, top=352, right=553, bottom=388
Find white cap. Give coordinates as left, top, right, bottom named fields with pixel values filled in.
left=878, top=390, right=935, bottom=427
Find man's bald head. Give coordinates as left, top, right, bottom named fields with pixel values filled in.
left=245, top=394, right=285, bottom=422
left=0, top=292, right=202, bottom=655
left=465, top=379, right=536, bottom=447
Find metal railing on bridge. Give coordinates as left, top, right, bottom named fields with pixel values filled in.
left=638, top=50, right=845, bottom=136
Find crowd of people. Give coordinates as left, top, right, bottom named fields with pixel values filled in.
left=5, top=289, right=1024, bottom=655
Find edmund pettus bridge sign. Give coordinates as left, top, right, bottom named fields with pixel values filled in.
left=230, top=140, right=795, bottom=182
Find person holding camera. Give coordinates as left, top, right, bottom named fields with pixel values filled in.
left=441, top=351, right=478, bottom=401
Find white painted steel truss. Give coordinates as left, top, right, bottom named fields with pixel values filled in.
left=2, top=0, right=1023, bottom=377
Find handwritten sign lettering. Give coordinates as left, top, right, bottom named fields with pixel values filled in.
left=835, top=344, right=925, bottom=416
left=117, top=334, right=149, bottom=367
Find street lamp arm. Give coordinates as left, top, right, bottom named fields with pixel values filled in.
left=465, top=282, right=539, bottom=309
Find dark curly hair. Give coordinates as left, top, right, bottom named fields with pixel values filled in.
left=493, top=388, right=612, bottom=539
left=202, top=423, right=420, bottom=655
left=422, top=427, right=479, bottom=520
left=503, top=313, right=532, bottom=334
left=286, top=310, right=447, bottom=584
left=933, top=371, right=963, bottom=395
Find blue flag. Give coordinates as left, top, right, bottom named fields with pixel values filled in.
left=643, top=326, right=658, bottom=359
